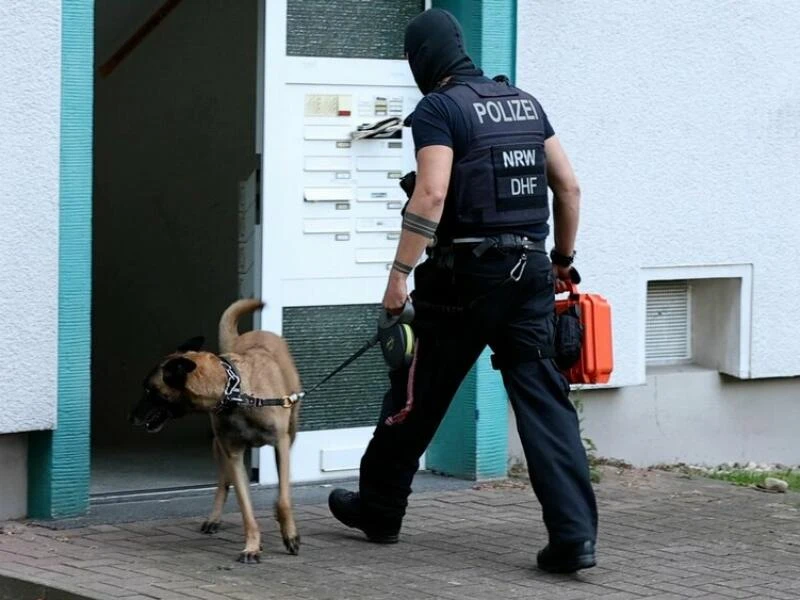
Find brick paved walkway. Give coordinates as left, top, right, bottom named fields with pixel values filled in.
left=1, top=467, right=799, bottom=599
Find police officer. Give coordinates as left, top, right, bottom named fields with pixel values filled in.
left=329, top=8, right=598, bottom=573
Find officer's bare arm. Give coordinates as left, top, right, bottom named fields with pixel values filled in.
left=390, top=145, right=454, bottom=276
left=545, top=136, right=581, bottom=257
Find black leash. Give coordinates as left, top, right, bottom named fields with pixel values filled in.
left=302, top=335, right=379, bottom=397
left=302, top=303, right=414, bottom=397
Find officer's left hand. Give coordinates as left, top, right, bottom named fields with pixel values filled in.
left=383, top=272, right=409, bottom=315
left=553, top=264, right=573, bottom=294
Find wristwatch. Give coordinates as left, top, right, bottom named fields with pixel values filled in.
left=550, top=248, right=576, bottom=267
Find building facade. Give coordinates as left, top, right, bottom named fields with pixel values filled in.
left=509, top=0, right=800, bottom=467
left=1, top=0, right=797, bottom=520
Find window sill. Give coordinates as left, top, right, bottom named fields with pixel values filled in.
left=645, top=362, right=717, bottom=376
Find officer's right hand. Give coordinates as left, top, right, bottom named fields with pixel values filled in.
left=383, top=272, right=409, bottom=316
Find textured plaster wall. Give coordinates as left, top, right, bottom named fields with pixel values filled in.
left=517, top=1, right=800, bottom=385
left=0, top=1, right=61, bottom=433
left=509, top=369, right=800, bottom=467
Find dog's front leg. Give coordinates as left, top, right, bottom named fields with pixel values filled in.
left=229, top=448, right=261, bottom=564
left=202, top=437, right=229, bottom=534
left=274, top=433, right=300, bottom=555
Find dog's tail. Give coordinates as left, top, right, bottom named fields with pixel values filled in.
left=219, top=298, right=264, bottom=353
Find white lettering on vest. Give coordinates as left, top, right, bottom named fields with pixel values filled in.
left=513, top=99, right=525, bottom=120
left=473, top=99, right=541, bottom=125
left=521, top=99, right=538, bottom=120
left=502, top=148, right=536, bottom=169
left=510, top=176, right=538, bottom=196
left=486, top=102, right=502, bottom=123
left=473, top=102, right=487, bottom=124
left=498, top=100, right=512, bottom=122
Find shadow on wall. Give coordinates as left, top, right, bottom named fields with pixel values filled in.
left=91, top=0, right=258, bottom=448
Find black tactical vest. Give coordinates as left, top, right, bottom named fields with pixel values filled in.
left=439, top=78, right=549, bottom=239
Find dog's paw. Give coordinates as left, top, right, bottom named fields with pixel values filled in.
left=283, top=535, right=301, bottom=556
left=237, top=550, right=261, bottom=564
left=200, top=520, right=220, bottom=534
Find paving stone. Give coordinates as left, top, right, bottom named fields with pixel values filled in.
left=1, top=468, right=799, bottom=599
left=695, top=583, right=759, bottom=598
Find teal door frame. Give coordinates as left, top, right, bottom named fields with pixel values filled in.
left=28, top=0, right=93, bottom=519
left=426, top=0, right=517, bottom=480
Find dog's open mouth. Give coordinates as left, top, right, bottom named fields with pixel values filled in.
left=144, top=407, right=170, bottom=433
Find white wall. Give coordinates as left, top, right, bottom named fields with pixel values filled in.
left=0, top=1, right=61, bottom=433
left=509, top=369, right=800, bottom=467
left=517, top=1, right=800, bottom=386
left=92, top=0, right=257, bottom=446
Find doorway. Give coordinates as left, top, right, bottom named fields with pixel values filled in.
left=91, top=0, right=259, bottom=495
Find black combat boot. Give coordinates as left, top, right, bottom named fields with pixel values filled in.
left=328, top=489, right=400, bottom=544
left=536, top=540, right=596, bottom=573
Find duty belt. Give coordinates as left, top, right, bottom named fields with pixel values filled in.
left=431, top=234, right=546, bottom=259
left=428, top=234, right=546, bottom=280
left=453, top=234, right=545, bottom=257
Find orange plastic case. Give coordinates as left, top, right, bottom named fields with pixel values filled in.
left=555, top=284, right=614, bottom=385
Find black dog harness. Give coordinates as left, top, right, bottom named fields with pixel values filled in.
left=215, top=357, right=304, bottom=413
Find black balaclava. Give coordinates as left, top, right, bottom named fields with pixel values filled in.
left=404, top=8, right=483, bottom=95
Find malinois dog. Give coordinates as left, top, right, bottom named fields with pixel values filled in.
left=130, top=299, right=301, bottom=563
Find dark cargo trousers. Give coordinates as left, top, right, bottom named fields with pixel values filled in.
left=359, top=247, right=598, bottom=546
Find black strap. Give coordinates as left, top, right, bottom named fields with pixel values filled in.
left=216, top=335, right=381, bottom=412
left=490, top=348, right=556, bottom=370
left=217, top=357, right=303, bottom=412
left=472, top=237, right=497, bottom=257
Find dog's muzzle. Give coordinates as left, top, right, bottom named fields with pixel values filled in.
left=129, top=390, right=189, bottom=433
left=141, top=407, right=170, bottom=433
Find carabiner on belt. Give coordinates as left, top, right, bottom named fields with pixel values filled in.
left=510, top=252, right=528, bottom=282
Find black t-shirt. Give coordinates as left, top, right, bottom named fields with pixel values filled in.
left=411, top=76, right=555, bottom=241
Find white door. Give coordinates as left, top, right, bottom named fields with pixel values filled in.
left=256, top=0, right=428, bottom=484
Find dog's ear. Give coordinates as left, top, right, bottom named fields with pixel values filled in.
left=177, top=336, right=205, bottom=352
left=162, top=357, right=197, bottom=389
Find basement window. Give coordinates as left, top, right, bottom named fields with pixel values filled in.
left=646, top=280, right=692, bottom=365
left=642, top=267, right=751, bottom=378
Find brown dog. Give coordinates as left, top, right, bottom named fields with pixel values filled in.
left=130, top=299, right=301, bottom=563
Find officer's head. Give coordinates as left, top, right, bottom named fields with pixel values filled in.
left=404, top=9, right=479, bottom=95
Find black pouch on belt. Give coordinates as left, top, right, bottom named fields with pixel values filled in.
left=554, top=305, right=583, bottom=370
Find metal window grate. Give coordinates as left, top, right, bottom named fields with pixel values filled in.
left=282, top=304, right=387, bottom=431
left=286, top=0, right=425, bottom=60
left=646, top=280, right=691, bottom=363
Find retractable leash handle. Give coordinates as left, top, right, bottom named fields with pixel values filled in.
left=377, top=302, right=416, bottom=371
left=378, top=301, right=415, bottom=329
